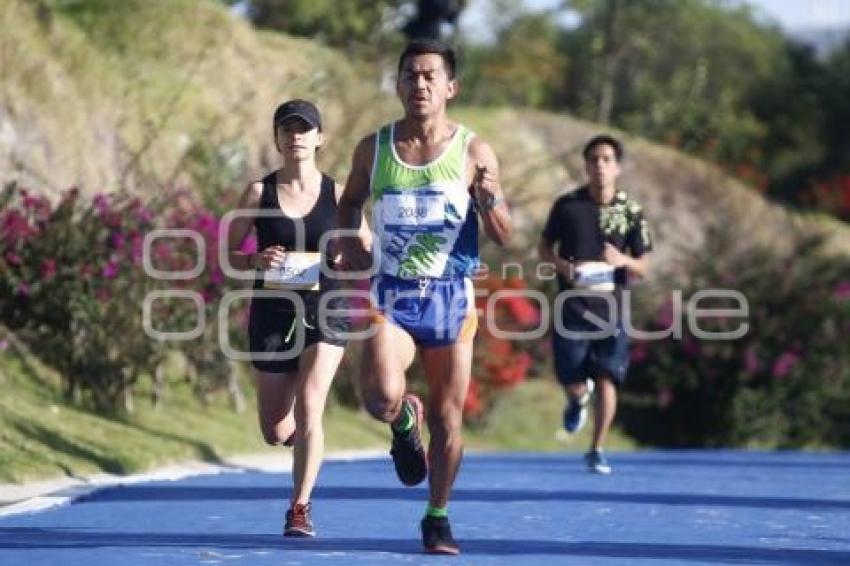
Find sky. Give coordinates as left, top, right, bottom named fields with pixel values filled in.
left=744, top=0, right=850, bottom=29
left=459, top=0, right=850, bottom=42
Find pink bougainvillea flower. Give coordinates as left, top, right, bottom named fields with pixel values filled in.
left=195, top=212, right=218, bottom=237
left=130, top=234, right=144, bottom=264
left=41, top=259, right=57, bottom=280
left=209, top=267, right=225, bottom=286
left=92, top=193, right=109, bottom=215
left=239, top=233, right=257, bottom=254
left=743, top=347, right=760, bottom=373
left=682, top=335, right=701, bottom=357
left=23, top=195, right=43, bottom=209
left=655, top=298, right=676, bottom=329
left=772, top=351, right=800, bottom=379
left=102, top=258, right=120, bottom=279
left=835, top=281, right=850, bottom=301
left=136, top=207, right=155, bottom=223
left=630, top=341, right=648, bottom=364
left=4, top=251, right=22, bottom=266
left=2, top=210, right=36, bottom=244
left=110, top=232, right=126, bottom=249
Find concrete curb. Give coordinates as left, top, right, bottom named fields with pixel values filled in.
left=0, top=448, right=386, bottom=518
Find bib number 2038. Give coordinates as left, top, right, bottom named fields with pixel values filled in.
left=383, top=191, right=444, bottom=228
left=398, top=205, right=430, bottom=219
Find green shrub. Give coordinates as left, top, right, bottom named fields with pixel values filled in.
left=0, top=183, right=244, bottom=412
left=621, top=231, right=850, bottom=448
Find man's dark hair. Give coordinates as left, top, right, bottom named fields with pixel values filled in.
left=397, top=39, right=457, bottom=80
left=583, top=135, right=624, bottom=162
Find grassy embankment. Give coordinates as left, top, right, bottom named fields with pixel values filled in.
left=0, top=331, right=632, bottom=484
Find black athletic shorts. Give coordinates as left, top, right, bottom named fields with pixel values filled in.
left=247, top=292, right=349, bottom=374
left=552, top=315, right=630, bottom=387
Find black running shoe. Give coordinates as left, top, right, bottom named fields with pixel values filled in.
left=584, top=449, right=612, bottom=475
left=421, top=515, right=460, bottom=555
left=284, top=502, right=315, bottom=537
left=563, top=378, right=594, bottom=433
left=390, top=394, right=428, bottom=486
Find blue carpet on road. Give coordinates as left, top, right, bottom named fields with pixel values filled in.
left=1, top=451, right=849, bottom=565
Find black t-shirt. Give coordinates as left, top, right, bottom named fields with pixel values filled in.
left=542, top=186, right=652, bottom=324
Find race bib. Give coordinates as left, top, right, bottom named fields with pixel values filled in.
left=573, top=261, right=616, bottom=292
left=263, top=252, right=321, bottom=290
left=382, top=191, right=445, bottom=229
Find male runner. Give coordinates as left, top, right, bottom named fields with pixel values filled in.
left=336, top=39, right=512, bottom=555
left=538, top=135, right=651, bottom=475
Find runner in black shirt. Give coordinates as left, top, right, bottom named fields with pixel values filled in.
left=538, top=135, right=652, bottom=475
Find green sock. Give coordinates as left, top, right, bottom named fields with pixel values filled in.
left=425, top=505, right=448, bottom=519
left=391, top=400, right=414, bottom=433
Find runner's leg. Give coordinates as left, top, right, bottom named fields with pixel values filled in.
left=420, top=341, right=473, bottom=508
left=290, top=342, right=344, bottom=505
left=566, top=380, right=590, bottom=399
left=591, top=375, right=617, bottom=451
left=360, top=322, right=416, bottom=423
left=254, top=370, right=297, bottom=446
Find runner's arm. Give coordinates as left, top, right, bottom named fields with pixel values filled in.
left=629, top=254, right=650, bottom=279
left=468, top=137, right=512, bottom=247
left=605, top=213, right=652, bottom=280
left=227, top=182, right=287, bottom=271
left=537, top=238, right=573, bottom=280
left=604, top=243, right=650, bottom=280
left=336, top=135, right=375, bottom=271
left=335, top=181, right=372, bottom=250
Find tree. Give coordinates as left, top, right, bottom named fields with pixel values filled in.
left=562, top=0, right=786, bottom=162
left=461, top=12, right=567, bottom=108
left=239, top=0, right=468, bottom=51
left=244, top=0, right=410, bottom=53
left=752, top=39, right=850, bottom=216
left=819, top=40, right=850, bottom=176
left=748, top=42, right=828, bottom=199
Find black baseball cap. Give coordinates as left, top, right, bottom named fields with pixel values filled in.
left=273, top=99, right=322, bottom=131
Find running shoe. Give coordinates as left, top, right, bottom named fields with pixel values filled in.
left=284, top=502, right=315, bottom=537
left=390, top=394, right=428, bottom=486
left=421, top=515, right=460, bottom=555
left=584, top=449, right=612, bottom=475
left=563, top=378, right=594, bottom=433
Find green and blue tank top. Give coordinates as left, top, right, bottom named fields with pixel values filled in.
left=370, top=122, right=478, bottom=279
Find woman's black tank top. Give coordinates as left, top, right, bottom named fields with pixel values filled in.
left=253, top=171, right=339, bottom=292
